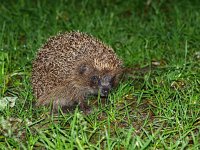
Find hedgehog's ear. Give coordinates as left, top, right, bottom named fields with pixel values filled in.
left=78, top=64, right=90, bottom=74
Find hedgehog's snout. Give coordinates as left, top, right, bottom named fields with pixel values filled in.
left=100, top=87, right=110, bottom=97
left=99, top=75, right=113, bottom=97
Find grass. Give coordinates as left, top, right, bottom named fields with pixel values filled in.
left=0, top=0, right=200, bottom=149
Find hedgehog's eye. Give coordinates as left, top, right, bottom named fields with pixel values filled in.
left=90, top=75, right=99, bottom=84
left=79, top=64, right=88, bottom=74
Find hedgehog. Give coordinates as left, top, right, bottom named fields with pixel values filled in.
left=31, top=31, right=123, bottom=113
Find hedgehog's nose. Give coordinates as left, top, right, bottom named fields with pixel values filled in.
left=101, top=87, right=110, bottom=96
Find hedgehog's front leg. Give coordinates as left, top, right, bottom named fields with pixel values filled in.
left=79, top=100, right=92, bottom=114
left=72, top=89, right=92, bottom=114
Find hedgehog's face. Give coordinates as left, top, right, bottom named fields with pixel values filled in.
left=89, top=74, right=115, bottom=97
left=77, top=64, right=122, bottom=97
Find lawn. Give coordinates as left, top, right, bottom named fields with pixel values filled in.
left=0, top=0, right=200, bottom=149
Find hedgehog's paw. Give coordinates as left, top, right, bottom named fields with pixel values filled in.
left=79, top=102, right=92, bottom=115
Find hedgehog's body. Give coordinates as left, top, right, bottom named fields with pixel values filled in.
left=32, top=32, right=123, bottom=113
